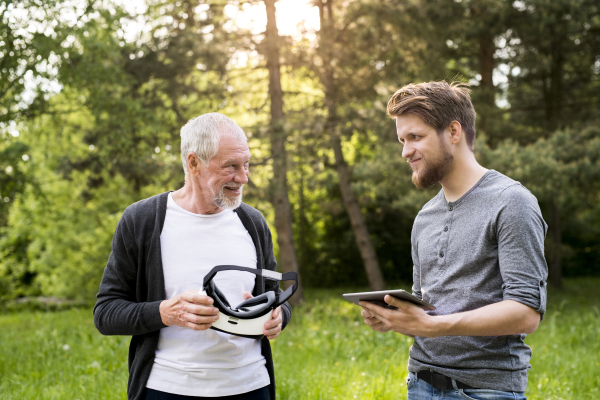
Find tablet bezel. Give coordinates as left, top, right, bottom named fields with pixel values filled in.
left=342, top=289, right=436, bottom=311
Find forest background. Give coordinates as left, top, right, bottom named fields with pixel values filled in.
left=1, top=0, right=600, bottom=307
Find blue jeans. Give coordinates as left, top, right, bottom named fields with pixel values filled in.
left=407, top=372, right=527, bottom=400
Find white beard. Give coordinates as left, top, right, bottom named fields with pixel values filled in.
left=213, top=185, right=243, bottom=210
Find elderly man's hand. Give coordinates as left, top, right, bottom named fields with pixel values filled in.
left=159, top=290, right=219, bottom=330
left=242, top=291, right=282, bottom=340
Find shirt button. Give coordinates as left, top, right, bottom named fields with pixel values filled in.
left=444, top=226, right=448, bottom=232
left=449, top=206, right=453, bottom=211
left=439, top=251, right=444, bottom=258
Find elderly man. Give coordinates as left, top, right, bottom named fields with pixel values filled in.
left=360, top=81, right=548, bottom=400
left=94, top=113, right=291, bottom=400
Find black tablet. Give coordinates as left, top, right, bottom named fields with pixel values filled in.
left=343, top=289, right=435, bottom=311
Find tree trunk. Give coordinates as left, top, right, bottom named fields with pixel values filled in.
left=471, top=3, right=496, bottom=136
left=477, top=30, right=495, bottom=107
left=317, top=0, right=385, bottom=291
left=264, top=0, right=304, bottom=305
left=298, top=164, right=309, bottom=274
left=548, top=36, right=564, bottom=133
left=549, top=202, right=563, bottom=289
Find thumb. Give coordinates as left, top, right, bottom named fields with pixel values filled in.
left=384, top=294, right=402, bottom=308
left=242, top=291, right=253, bottom=300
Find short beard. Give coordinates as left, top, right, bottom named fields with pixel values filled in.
left=213, top=185, right=243, bottom=210
left=412, top=142, right=454, bottom=189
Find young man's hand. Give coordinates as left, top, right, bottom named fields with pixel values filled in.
left=361, top=307, right=392, bottom=333
left=159, top=290, right=219, bottom=330
left=242, top=291, right=282, bottom=340
left=360, top=295, right=428, bottom=337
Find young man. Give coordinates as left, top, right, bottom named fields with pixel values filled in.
left=360, top=81, right=548, bottom=399
left=94, top=113, right=291, bottom=400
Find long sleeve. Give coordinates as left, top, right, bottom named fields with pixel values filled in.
left=93, top=208, right=166, bottom=336
left=496, top=185, right=548, bottom=318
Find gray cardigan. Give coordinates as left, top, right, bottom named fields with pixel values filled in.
left=93, top=192, right=292, bottom=400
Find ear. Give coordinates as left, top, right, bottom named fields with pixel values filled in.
left=448, top=121, right=462, bottom=145
left=187, top=153, right=203, bottom=176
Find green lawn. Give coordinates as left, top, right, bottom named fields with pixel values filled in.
left=1, top=278, right=599, bottom=400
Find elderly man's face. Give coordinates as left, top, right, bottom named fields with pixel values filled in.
left=199, top=132, right=250, bottom=210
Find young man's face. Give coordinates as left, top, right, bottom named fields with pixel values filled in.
left=395, top=113, right=453, bottom=189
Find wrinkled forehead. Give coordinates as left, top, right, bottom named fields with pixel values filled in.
left=213, top=132, right=251, bottom=161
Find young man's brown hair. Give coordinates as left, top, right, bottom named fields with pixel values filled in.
left=387, top=80, right=477, bottom=150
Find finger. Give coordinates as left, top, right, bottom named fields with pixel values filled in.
left=384, top=295, right=404, bottom=308
left=264, top=324, right=282, bottom=337
left=272, top=306, right=281, bottom=319
left=361, top=308, right=375, bottom=318
left=186, top=304, right=220, bottom=316
left=359, top=301, right=388, bottom=317
left=363, top=315, right=382, bottom=327
left=264, top=325, right=282, bottom=337
left=266, top=332, right=280, bottom=340
left=265, top=314, right=282, bottom=330
left=363, top=317, right=389, bottom=332
left=366, top=315, right=390, bottom=329
left=195, top=294, right=214, bottom=305
left=384, top=295, right=414, bottom=310
left=242, top=291, right=253, bottom=301
left=186, top=321, right=213, bottom=331
left=184, top=291, right=214, bottom=305
left=185, top=313, right=219, bottom=325
left=371, top=312, right=389, bottom=323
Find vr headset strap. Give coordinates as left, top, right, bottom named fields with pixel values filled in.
left=203, top=265, right=298, bottom=308
left=276, top=272, right=298, bottom=305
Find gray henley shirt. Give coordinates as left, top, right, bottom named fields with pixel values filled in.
left=408, top=170, right=548, bottom=392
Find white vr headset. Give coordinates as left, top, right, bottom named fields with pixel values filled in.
left=201, top=265, right=298, bottom=339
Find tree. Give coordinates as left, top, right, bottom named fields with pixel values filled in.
left=477, top=125, right=600, bottom=288
left=0, top=0, right=70, bottom=124
left=0, top=0, right=74, bottom=229
left=504, top=0, right=600, bottom=138
left=314, top=0, right=385, bottom=290
left=56, top=0, right=234, bottom=195
left=263, top=0, right=304, bottom=305
left=424, top=0, right=515, bottom=141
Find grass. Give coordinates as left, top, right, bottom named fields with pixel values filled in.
left=0, top=278, right=599, bottom=400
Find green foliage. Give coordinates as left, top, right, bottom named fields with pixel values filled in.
left=0, top=0, right=599, bottom=299
left=0, top=136, right=29, bottom=226
left=504, top=0, right=600, bottom=136
left=0, top=0, right=71, bottom=123
left=1, top=279, right=599, bottom=399
left=0, top=104, right=140, bottom=302
left=476, top=125, right=600, bottom=276
left=55, top=0, right=232, bottom=194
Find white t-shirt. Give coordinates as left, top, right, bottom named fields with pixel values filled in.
left=146, top=193, right=270, bottom=396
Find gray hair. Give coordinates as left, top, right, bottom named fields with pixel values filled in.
left=180, top=113, right=247, bottom=175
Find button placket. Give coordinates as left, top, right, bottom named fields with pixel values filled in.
left=438, top=204, right=455, bottom=267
